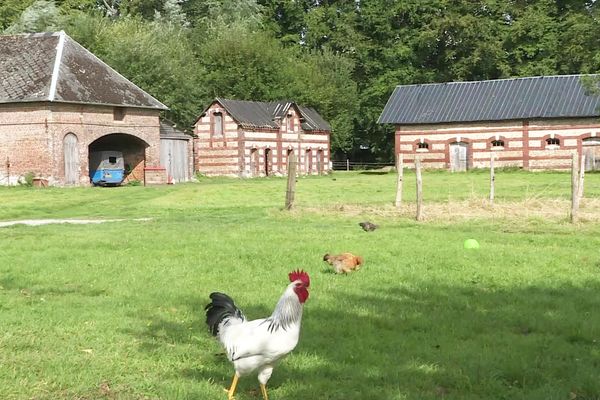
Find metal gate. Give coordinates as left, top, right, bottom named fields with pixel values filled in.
left=63, top=133, right=79, bottom=184
left=583, top=137, right=600, bottom=171
left=449, top=142, right=468, bottom=172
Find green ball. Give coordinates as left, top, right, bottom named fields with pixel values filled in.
left=464, top=239, right=480, bottom=249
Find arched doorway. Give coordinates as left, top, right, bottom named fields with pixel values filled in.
left=449, top=142, right=468, bottom=172
left=583, top=137, right=600, bottom=171
left=305, top=149, right=313, bottom=174
left=63, top=133, right=80, bottom=185
left=88, top=133, right=148, bottom=185
left=317, top=149, right=324, bottom=175
left=250, top=149, right=260, bottom=176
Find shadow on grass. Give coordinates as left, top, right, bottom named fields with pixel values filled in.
left=358, top=171, right=391, bottom=175
left=129, top=283, right=600, bottom=399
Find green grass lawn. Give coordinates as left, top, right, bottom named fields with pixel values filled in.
left=1, top=171, right=599, bottom=400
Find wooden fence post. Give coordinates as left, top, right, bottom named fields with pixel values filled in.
left=5, top=157, right=10, bottom=186
left=285, top=154, right=297, bottom=210
left=346, top=159, right=350, bottom=171
left=578, top=154, right=586, bottom=200
left=490, top=153, right=495, bottom=206
left=415, top=157, right=423, bottom=221
left=395, top=153, right=404, bottom=207
left=570, top=152, right=580, bottom=223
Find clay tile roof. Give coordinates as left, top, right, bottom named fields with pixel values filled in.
left=0, top=31, right=168, bottom=110
left=379, top=75, right=600, bottom=125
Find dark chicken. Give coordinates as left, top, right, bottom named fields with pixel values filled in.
left=359, top=221, right=378, bottom=232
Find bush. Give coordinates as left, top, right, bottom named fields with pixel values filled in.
left=18, top=172, right=35, bottom=187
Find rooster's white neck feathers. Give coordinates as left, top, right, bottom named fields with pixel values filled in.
left=266, top=283, right=303, bottom=332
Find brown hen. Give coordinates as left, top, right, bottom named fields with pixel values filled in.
left=323, top=253, right=364, bottom=274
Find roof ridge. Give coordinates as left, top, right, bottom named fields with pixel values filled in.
left=48, top=31, right=66, bottom=101
left=394, top=74, right=599, bottom=89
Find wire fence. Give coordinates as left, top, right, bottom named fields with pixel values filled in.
left=331, top=160, right=395, bottom=171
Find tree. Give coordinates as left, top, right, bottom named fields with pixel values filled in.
left=4, top=0, right=61, bottom=33
left=196, top=25, right=287, bottom=100
left=0, top=0, right=35, bottom=31
left=286, top=49, right=359, bottom=153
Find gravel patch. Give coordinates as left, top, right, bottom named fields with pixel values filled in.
left=0, top=218, right=152, bottom=228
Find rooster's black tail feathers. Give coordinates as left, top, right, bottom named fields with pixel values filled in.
left=205, top=292, right=245, bottom=336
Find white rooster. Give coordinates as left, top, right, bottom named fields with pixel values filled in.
left=205, top=270, right=310, bottom=400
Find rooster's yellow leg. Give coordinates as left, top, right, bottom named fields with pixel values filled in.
left=225, top=374, right=239, bottom=400
left=260, top=383, right=269, bottom=400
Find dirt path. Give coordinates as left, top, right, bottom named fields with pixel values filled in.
left=0, top=218, right=152, bottom=228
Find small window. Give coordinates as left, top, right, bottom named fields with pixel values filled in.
left=417, top=142, right=429, bottom=149
left=546, top=138, right=560, bottom=146
left=491, top=139, right=505, bottom=148
left=213, top=112, right=223, bottom=137
left=287, top=113, right=294, bottom=132
left=108, top=156, right=117, bottom=164
left=113, top=107, right=126, bottom=121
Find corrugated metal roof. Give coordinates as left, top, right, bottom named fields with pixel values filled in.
left=211, top=98, right=331, bottom=131
left=0, top=31, right=168, bottom=110
left=378, top=75, right=600, bottom=125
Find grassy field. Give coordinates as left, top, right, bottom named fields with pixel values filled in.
left=1, top=170, right=600, bottom=400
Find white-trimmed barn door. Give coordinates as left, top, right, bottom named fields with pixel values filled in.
left=449, top=142, right=468, bottom=172
left=583, top=137, right=600, bottom=171
left=63, top=133, right=80, bottom=185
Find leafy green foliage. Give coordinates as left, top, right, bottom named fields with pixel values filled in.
left=0, top=0, right=35, bottom=30
left=4, top=0, right=61, bottom=33
left=3, top=0, right=600, bottom=158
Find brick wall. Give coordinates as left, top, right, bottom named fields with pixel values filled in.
left=0, top=102, right=165, bottom=185
left=194, top=102, right=331, bottom=177
left=395, top=118, right=600, bottom=171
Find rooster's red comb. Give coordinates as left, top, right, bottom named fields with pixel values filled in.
left=289, top=269, right=310, bottom=287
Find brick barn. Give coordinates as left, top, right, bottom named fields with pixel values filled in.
left=0, top=31, right=171, bottom=186
left=194, top=98, right=331, bottom=177
left=379, top=75, right=600, bottom=171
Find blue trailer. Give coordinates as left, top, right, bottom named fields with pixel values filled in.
left=89, top=151, right=125, bottom=186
